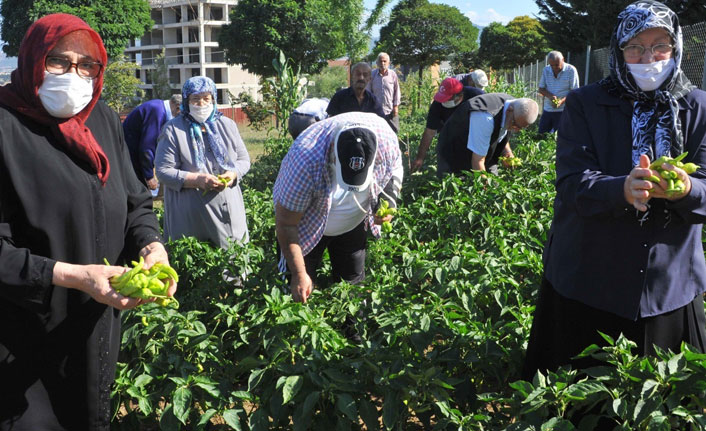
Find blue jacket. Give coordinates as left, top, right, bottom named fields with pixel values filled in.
left=122, top=99, right=170, bottom=182
left=544, top=82, right=706, bottom=320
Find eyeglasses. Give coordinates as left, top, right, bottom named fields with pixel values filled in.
left=621, top=43, right=673, bottom=59
left=188, top=94, right=213, bottom=105
left=45, top=56, right=103, bottom=79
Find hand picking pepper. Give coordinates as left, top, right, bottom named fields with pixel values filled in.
left=103, top=257, right=179, bottom=308
left=499, top=156, right=523, bottom=168
left=376, top=199, right=398, bottom=233
left=642, top=152, right=699, bottom=196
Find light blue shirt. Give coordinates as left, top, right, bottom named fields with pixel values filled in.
left=539, top=63, right=580, bottom=112
left=466, top=101, right=512, bottom=157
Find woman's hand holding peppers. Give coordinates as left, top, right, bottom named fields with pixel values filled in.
left=52, top=262, right=142, bottom=310
left=140, top=242, right=177, bottom=297
left=625, top=154, right=694, bottom=212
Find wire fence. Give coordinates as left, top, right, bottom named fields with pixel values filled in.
left=509, top=20, right=706, bottom=104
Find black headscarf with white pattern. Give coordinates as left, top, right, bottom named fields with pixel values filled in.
left=599, top=0, right=694, bottom=166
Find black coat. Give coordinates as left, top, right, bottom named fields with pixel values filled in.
left=0, top=101, right=162, bottom=430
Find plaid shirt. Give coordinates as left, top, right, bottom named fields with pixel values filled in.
left=273, top=112, right=402, bottom=257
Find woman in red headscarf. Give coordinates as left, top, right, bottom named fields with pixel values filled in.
left=0, top=14, right=176, bottom=430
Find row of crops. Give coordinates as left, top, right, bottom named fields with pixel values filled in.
left=110, top=108, right=706, bottom=430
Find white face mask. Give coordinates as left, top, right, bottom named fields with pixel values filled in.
left=189, top=103, right=213, bottom=123
left=627, top=58, right=675, bottom=91
left=441, top=98, right=460, bottom=108
left=38, top=72, right=94, bottom=118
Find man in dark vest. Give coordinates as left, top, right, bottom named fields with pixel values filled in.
left=436, top=93, right=538, bottom=176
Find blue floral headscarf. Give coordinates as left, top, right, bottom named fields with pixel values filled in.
left=181, top=76, right=235, bottom=172
left=600, top=0, right=694, bottom=166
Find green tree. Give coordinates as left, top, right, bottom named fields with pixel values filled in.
left=0, top=0, right=34, bottom=57
left=477, top=16, right=550, bottom=70
left=219, top=0, right=367, bottom=77
left=152, top=49, right=172, bottom=100
left=374, top=0, right=478, bottom=80
left=534, top=0, right=706, bottom=54
left=1, top=0, right=153, bottom=58
left=102, top=56, right=144, bottom=114
left=307, top=66, right=348, bottom=99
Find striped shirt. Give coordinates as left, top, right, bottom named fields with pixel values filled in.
left=273, top=112, right=402, bottom=257
left=368, top=68, right=401, bottom=116
left=539, top=63, right=579, bottom=112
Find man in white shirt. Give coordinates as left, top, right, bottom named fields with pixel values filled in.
left=436, top=94, right=538, bottom=176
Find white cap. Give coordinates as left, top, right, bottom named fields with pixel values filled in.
left=470, top=69, right=488, bottom=88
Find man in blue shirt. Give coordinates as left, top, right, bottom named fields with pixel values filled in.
left=123, top=95, right=181, bottom=190
left=537, top=51, right=579, bottom=134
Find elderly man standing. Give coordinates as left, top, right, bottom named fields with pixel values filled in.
left=327, top=62, right=385, bottom=118
left=123, top=95, right=182, bottom=190
left=436, top=94, right=538, bottom=176
left=537, top=51, right=579, bottom=134
left=411, top=77, right=484, bottom=172
left=274, top=112, right=403, bottom=305
left=367, top=52, right=401, bottom=132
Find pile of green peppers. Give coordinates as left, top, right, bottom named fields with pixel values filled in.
left=643, top=152, right=699, bottom=196
left=105, top=256, right=179, bottom=308
left=217, top=174, right=230, bottom=187
left=376, top=199, right=397, bottom=233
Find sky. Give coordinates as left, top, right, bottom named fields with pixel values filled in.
left=363, top=0, right=542, bottom=27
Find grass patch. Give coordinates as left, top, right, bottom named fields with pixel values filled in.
left=237, top=121, right=276, bottom=161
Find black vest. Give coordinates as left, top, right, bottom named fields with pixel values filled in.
left=438, top=93, right=512, bottom=173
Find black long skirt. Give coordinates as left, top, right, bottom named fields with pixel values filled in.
left=522, top=276, right=706, bottom=381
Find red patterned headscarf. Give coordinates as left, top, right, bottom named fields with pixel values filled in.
left=0, top=13, right=110, bottom=184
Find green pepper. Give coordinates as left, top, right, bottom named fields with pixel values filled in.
left=683, top=163, right=699, bottom=174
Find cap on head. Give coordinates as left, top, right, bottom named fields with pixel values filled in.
left=470, top=69, right=488, bottom=88
left=334, top=125, right=377, bottom=192
left=433, top=77, right=463, bottom=103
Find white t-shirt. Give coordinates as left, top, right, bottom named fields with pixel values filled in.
left=324, top=183, right=370, bottom=236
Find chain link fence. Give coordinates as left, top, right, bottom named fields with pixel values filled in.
left=508, top=20, right=706, bottom=104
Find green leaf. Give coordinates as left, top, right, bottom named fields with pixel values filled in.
left=335, top=393, right=358, bottom=422
left=420, top=314, right=430, bottom=332
left=197, top=409, right=218, bottom=430
left=248, top=368, right=267, bottom=392
left=359, top=397, right=379, bottom=431
left=193, top=376, right=221, bottom=398
left=159, top=404, right=181, bottom=431
left=249, top=408, right=269, bottom=431
left=667, top=353, right=684, bottom=375
left=613, top=398, right=628, bottom=419
left=172, top=386, right=192, bottom=425
left=137, top=396, right=153, bottom=415
left=133, top=374, right=154, bottom=388
left=541, top=417, right=576, bottom=430
left=222, top=409, right=244, bottom=431
left=383, top=390, right=400, bottom=429
left=293, top=391, right=320, bottom=431
left=282, top=375, right=304, bottom=404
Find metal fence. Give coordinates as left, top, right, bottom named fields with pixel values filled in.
left=509, top=20, right=706, bottom=103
